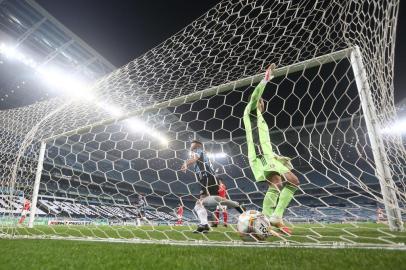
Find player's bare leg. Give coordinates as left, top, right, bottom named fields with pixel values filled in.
left=176, top=215, right=183, bottom=225
left=18, top=214, right=26, bottom=224
left=213, top=207, right=220, bottom=227
left=222, top=207, right=228, bottom=227
left=214, top=205, right=228, bottom=227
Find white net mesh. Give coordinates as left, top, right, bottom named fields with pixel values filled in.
left=1, top=0, right=405, bottom=247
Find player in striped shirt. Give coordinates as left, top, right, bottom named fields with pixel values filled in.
left=181, top=140, right=217, bottom=233
left=181, top=140, right=245, bottom=233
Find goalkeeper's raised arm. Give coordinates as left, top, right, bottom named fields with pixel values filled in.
left=245, top=63, right=276, bottom=114
left=243, top=64, right=278, bottom=183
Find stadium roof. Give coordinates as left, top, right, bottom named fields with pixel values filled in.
left=0, top=0, right=191, bottom=143
left=0, top=0, right=116, bottom=109
left=0, top=0, right=115, bottom=77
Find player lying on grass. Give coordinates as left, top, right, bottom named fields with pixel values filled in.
left=181, top=140, right=244, bottom=233
left=243, top=63, right=300, bottom=236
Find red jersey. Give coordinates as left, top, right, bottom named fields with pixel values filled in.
left=177, top=206, right=184, bottom=216
left=218, top=183, right=227, bottom=198
left=23, top=200, right=30, bottom=210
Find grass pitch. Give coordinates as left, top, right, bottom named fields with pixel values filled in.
left=1, top=223, right=405, bottom=269
left=0, top=238, right=405, bottom=270
left=7, top=222, right=406, bottom=246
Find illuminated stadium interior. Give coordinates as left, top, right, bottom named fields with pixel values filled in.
left=0, top=0, right=404, bottom=230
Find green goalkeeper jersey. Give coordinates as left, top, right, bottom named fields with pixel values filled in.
left=243, top=80, right=292, bottom=182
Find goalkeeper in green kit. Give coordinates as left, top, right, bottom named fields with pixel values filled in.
left=243, top=63, right=299, bottom=236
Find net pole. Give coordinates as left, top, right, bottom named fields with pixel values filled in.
left=350, top=46, right=404, bottom=232
left=28, top=141, right=46, bottom=228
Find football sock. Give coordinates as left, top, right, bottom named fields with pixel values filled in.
left=273, top=183, right=297, bottom=218
left=262, top=186, right=279, bottom=217
left=194, top=203, right=208, bottom=225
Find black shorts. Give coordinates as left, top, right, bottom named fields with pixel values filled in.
left=199, top=173, right=218, bottom=196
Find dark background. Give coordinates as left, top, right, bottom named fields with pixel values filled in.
left=35, top=0, right=405, bottom=103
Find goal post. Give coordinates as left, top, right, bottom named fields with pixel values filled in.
left=28, top=141, right=46, bottom=228
left=350, top=46, right=404, bottom=231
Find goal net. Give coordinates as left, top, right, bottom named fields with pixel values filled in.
left=1, top=0, right=405, bottom=248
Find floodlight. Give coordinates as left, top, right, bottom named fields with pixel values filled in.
left=381, top=118, right=406, bottom=135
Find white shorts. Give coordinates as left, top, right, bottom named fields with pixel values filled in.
left=177, top=215, right=183, bottom=219
left=216, top=205, right=227, bottom=211
left=21, top=210, right=29, bottom=216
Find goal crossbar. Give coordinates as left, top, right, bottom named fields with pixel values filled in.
left=43, top=47, right=354, bottom=143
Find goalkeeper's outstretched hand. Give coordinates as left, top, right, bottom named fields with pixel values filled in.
left=264, top=63, right=276, bottom=82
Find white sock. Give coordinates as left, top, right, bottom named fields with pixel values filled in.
left=194, top=202, right=208, bottom=225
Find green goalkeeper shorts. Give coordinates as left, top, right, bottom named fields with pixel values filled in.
left=250, top=154, right=292, bottom=182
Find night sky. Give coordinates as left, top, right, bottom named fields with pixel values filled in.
left=36, top=0, right=405, bottom=102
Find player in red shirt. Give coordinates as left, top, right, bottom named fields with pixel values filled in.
left=18, top=198, right=30, bottom=224
left=214, top=179, right=228, bottom=227
left=176, top=203, right=184, bottom=225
